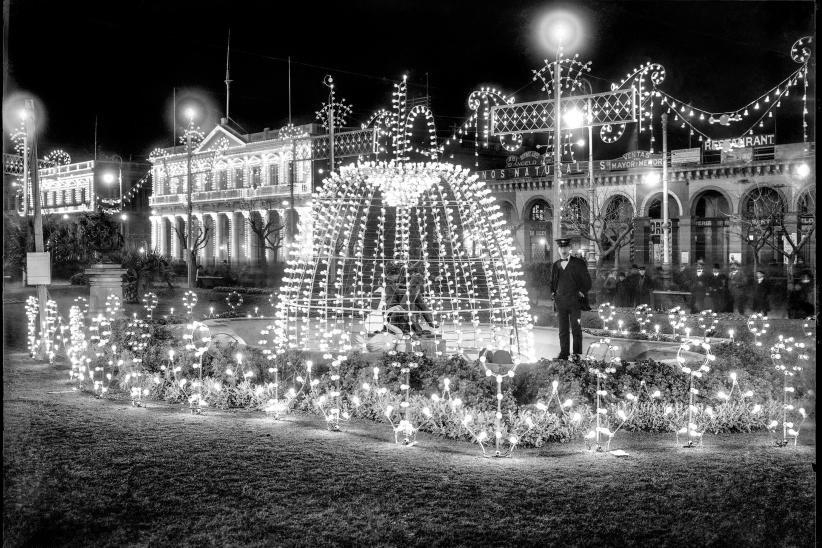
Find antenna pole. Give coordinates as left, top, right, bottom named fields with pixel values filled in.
left=225, top=28, right=232, bottom=120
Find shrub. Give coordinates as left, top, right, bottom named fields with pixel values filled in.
left=69, top=272, right=89, bottom=285
left=67, top=309, right=813, bottom=447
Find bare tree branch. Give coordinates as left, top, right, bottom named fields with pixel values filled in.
left=560, top=190, right=636, bottom=269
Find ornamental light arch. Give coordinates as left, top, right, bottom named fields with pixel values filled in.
left=272, top=161, right=534, bottom=362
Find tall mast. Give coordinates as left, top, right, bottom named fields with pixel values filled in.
left=224, top=28, right=232, bottom=120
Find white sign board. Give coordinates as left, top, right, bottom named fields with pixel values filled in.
left=26, top=252, right=51, bottom=285
left=680, top=251, right=690, bottom=265
left=670, top=148, right=701, bottom=165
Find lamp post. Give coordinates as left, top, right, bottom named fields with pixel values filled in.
left=323, top=75, right=335, bottom=173
left=184, top=107, right=196, bottom=289
left=661, top=113, right=671, bottom=288
left=21, top=100, right=49, bottom=359
left=102, top=155, right=124, bottom=239
left=551, top=34, right=563, bottom=265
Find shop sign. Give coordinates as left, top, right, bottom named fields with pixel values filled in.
left=693, top=219, right=729, bottom=227
left=721, top=147, right=753, bottom=164
left=505, top=150, right=544, bottom=168
left=706, top=134, right=774, bottom=151
left=599, top=150, right=663, bottom=170
left=670, top=148, right=701, bottom=165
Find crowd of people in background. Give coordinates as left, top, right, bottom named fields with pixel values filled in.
left=591, top=257, right=815, bottom=318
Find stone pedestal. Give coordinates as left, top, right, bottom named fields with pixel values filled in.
left=85, top=264, right=127, bottom=316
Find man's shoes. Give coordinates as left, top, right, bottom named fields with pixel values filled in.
left=570, top=354, right=582, bottom=362
left=554, top=354, right=569, bottom=361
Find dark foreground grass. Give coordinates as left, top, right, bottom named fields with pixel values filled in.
left=3, top=352, right=816, bottom=548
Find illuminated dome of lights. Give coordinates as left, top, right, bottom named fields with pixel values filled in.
left=272, top=161, right=534, bottom=361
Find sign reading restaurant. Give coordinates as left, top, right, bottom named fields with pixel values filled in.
left=705, top=133, right=774, bottom=151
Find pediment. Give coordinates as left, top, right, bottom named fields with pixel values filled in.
left=196, top=125, right=246, bottom=153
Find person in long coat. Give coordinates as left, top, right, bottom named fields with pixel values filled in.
left=727, top=262, right=748, bottom=314
left=689, top=265, right=709, bottom=313
left=634, top=266, right=656, bottom=306
left=549, top=239, right=592, bottom=360
left=751, top=269, right=771, bottom=315
left=706, top=263, right=729, bottom=312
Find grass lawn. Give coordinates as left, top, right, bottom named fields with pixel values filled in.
left=3, top=351, right=816, bottom=547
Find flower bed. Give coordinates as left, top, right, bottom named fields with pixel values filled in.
left=59, top=310, right=813, bottom=449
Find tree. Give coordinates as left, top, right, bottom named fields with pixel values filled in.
left=172, top=219, right=212, bottom=271
left=243, top=202, right=286, bottom=265
left=121, top=250, right=170, bottom=303
left=727, top=186, right=816, bottom=293
left=561, top=192, right=635, bottom=272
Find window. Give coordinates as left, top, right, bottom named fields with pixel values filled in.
left=234, top=167, right=244, bottom=188
left=269, top=163, right=280, bottom=185
left=251, top=166, right=261, bottom=188
left=80, top=189, right=86, bottom=204
left=218, top=170, right=227, bottom=190
left=529, top=202, right=549, bottom=222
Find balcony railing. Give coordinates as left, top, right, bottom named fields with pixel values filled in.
left=149, top=184, right=310, bottom=207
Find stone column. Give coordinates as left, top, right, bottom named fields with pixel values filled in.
left=150, top=216, right=158, bottom=254
left=230, top=212, right=240, bottom=266
left=678, top=218, right=692, bottom=265
left=242, top=211, right=253, bottom=265
left=168, top=215, right=178, bottom=260
left=213, top=212, right=223, bottom=262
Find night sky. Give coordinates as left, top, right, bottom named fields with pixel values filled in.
left=4, top=0, right=816, bottom=161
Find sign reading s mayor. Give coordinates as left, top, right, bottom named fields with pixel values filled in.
left=599, top=150, right=663, bottom=170
left=705, top=134, right=774, bottom=151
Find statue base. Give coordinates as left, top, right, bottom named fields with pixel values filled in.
left=85, top=264, right=127, bottom=316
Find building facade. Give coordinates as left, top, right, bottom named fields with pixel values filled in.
left=148, top=120, right=377, bottom=267
left=3, top=153, right=152, bottom=248
left=479, top=141, right=815, bottom=275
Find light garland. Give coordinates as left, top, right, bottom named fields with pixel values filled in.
left=598, top=302, right=616, bottom=334
left=675, top=337, right=715, bottom=448
left=182, top=290, right=198, bottom=317
left=634, top=304, right=653, bottom=336
left=746, top=313, right=769, bottom=347
left=697, top=310, right=719, bottom=338
left=769, top=335, right=808, bottom=446
left=185, top=321, right=212, bottom=414
left=45, top=149, right=71, bottom=166
left=225, top=291, right=243, bottom=314
left=25, top=296, right=39, bottom=358
left=143, top=292, right=158, bottom=320
left=668, top=306, right=687, bottom=339
left=273, top=161, right=533, bottom=364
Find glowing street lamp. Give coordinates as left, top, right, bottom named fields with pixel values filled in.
left=563, top=107, right=584, bottom=129
left=540, top=10, right=583, bottom=264
left=796, top=163, right=810, bottom=178
left=182, top=104, right=199, bottom=289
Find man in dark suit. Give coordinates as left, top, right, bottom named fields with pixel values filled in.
left=751, top=269, right=771, bottom=315
left=626, top=264, right=641, bottom=306
left=635, top=265, right=656, bottom=306
left=550, top=238, right=592, bottom=361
